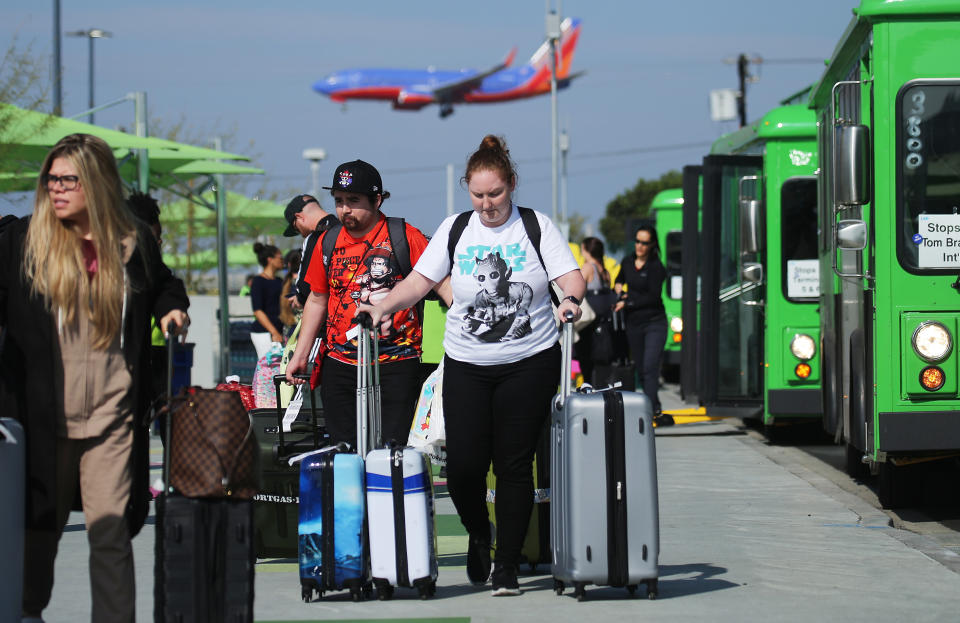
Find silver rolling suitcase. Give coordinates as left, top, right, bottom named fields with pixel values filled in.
left=0, top=418, right=25, bottom=623
left=551, top=319, right=660, bottom=600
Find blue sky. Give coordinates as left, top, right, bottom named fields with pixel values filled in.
left=2, top=0, right=859, bottom=238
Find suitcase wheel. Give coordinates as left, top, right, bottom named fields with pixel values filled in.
left=301, top=586, right=313, bottom=603
left=416, top=580, right=436, bottom=600
left=376, top=581, right=394, bottom=601
left=574, top=582, right=587, bottom=602
left=350, top=586, right=362, bottom=602
left=645, top=579, right=658, bottom=600
left=553, top=579, right=565, bottom=595
left=627, top=584, right=637, bottom=597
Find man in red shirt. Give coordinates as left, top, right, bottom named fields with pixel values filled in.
left=285, top=160, right=436, bottom=447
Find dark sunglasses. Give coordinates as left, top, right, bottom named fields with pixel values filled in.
left=635, top=239, right=653, bottom=246
left=43, top=174, right=80, bottom=191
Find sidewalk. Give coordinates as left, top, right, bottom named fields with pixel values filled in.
left=44, top=386, right=960, bottom=622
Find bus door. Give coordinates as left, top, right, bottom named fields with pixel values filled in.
left=700, top=155, right=765, bottom=416
left=680, top=165, right=703, bottom=403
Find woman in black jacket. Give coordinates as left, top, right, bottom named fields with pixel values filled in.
left=614, top=224, right=670, bottom=424
left=0, top=134, right=189, bottom=622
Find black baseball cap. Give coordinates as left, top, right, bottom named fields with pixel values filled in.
left=283, top=194, right=319, bottom=237
left=322, top=160, right=390, bottom=199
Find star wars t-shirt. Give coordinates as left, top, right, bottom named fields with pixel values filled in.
left=306, top=213, right=429, bottom=364
left=414, top=207, right=579, bottom=366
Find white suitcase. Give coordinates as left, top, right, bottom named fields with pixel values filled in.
left=365, top=446, right=438, bottom=599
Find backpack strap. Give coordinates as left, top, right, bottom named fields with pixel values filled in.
left=446, top=210, right=473, bottom=269
left=385, top=216, right=411, bottom=278
left=517, top=207, right=561, bottom=307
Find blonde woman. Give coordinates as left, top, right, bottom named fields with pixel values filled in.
left=0, top=134, right=189, bottom=623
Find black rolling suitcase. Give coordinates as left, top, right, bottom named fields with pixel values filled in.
left=154, top=337, right=258, bottom=623
left=253, top=375, right=325, bottom=558
left=592, top=309, right=636, bottom=391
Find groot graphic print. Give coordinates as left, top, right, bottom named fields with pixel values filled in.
left=461, top=252, right=533, bottom=342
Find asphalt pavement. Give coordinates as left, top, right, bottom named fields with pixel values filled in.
left=41, top=384, right=960, bottom=622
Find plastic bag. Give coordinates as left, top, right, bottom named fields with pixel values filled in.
left=407, top=364, right=446, bottom=465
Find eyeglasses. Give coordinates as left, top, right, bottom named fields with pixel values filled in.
left=43, top=174, right=80, bottom=191
left=635, top=240, right=652, bottom=246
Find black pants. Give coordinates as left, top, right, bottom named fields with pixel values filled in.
left=442, top=344, right=560, bottom=566
left=320, top=354, right=422, bottom=448
left=625, top=318, right=667, bottom=412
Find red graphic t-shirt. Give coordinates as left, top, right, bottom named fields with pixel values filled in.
left=306, top=214, right=429, bottom=364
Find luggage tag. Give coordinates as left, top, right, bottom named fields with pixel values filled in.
left=282, top=386, right=303, bottom=433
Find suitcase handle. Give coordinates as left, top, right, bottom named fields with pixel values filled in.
left=272, top=374, right=321, bottom=458
left=559, top=312, right=575, bottom=408
left=355, top=315, right=382, bottom=457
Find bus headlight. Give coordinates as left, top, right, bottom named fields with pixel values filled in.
left=670, top=316, right=683, bottom=333
left=912, top=321, right=952, bottom=363
left=790, top=334, right=816, bottom=361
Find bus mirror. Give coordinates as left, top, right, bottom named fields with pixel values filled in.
left=835, top=124, right=871, bottom=206
left=740, top=198, right=763, bottom=254
left=742, top=262, right=763, bottom=284
left=836, top=219, right=867, bottom=250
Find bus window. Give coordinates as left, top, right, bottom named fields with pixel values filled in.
left=665, top=230, right=682, bottom=299
left=781, top=177, right=819, bottom=301
left=897, top=82, right=960, bottom=272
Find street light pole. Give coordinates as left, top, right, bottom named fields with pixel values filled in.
left=546, top=4, right=561, bottom=225
left=302, top=148, right=326, bottom=197
left=65, top=28, right=112, bottom=124
left=52, top=0, right=62, bottom=115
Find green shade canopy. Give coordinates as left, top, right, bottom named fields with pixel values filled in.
left=163, top=244, right=260, bottom=271
left=160, top=191, right=287, bottom=237
left=0, top=103, right=260, bottom=192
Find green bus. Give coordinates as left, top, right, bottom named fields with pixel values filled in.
left=810, top=0, right=960, bottom=506
left=683, top=104, right=821, bottom=430
left=650, top=188, right=684, bottom=381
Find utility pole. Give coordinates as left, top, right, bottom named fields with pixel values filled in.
left=52, top=0, right=62, bottom=115
left=546, top=2, right=562, bottom=224
left=724, top=53, right=762, bottom=128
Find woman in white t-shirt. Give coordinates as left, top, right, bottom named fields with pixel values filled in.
left=358, top=135, right=585, bottom=596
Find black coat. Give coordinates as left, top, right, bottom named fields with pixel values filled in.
left=0, top=216, right=189, bottom=536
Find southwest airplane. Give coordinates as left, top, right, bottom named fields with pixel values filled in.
left=313, top=17, right=582, bottom=118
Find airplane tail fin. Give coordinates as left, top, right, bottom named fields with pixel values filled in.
left=526, top=17, right=581, bottom=78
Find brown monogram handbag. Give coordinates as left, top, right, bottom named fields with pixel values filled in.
left=168, top=388, right=260, bottom=499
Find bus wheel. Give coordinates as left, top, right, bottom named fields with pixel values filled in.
left=844, top=444, right=869, bottom=480
left=877, top=461, right=914, bottom=509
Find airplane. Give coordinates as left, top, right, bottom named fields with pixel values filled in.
left=313, top=17, right=583, bottom=118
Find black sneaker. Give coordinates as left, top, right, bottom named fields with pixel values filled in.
left=490, top=563, right=521, bottom=596
left=466, top=534, right=491, bottom=585
left=654, top=412, right=675, bottom=427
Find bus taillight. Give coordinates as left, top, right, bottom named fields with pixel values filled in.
left=920, top=366, right=946, bottom=391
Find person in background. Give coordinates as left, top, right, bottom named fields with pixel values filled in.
left=356, top=135, right=584, bottom=596
left=249, top=242, right=285, bottom=358
left=286, top=159, right=445, bottom=448
left=576, top=236, right=613, bottom=384
left=281, top=193, right=339, bottom=310
left=126, top=191, right=167, bottom=404
left=0, top=133, right=189, bottom=623
left=614, top=224, right=670, bottom=425
left=239, top=273, right=255, bottom=296
left=278, top=248, right=301, bottom=339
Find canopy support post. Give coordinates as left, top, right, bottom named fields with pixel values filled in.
left=213, top=136, right=231, bottom=383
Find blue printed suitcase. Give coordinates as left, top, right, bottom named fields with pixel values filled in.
left=365, top=446, right=438, bottom=599
left=298, top=447, right=369, bottom=602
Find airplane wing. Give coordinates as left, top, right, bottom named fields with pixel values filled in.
left=431, top=47, right=517, bottom=102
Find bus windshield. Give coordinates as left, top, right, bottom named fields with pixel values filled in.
left=898, top=82, right=960, bottom=272
left=781, top=177, right=818, bottom=301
